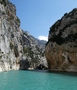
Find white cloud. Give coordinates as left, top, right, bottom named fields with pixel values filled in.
left=38, top=36, right=48, bottom=41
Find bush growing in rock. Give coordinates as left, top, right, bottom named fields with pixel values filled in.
left=10, top=42, right=14, bottom=49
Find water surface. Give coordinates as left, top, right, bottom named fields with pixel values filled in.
left=0, top=70, right=77, bottom=90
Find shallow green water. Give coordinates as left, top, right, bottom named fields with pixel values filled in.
left=0, top=70, right=77, bottom=90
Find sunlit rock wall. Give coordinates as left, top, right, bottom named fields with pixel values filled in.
left=45, top=8, right=77, bottom=72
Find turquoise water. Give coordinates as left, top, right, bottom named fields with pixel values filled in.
left=0, top=70, right=77, bottom=90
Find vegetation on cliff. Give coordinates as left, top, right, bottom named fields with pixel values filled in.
left=0, top=0, right=47, bottom=72
left=45, top=8, right=77, bottom=72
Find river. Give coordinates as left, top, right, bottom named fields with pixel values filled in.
left=0, top=70, right=77, bottom=90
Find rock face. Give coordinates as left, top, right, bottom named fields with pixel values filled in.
left=20, top=31, right=47, bottom=70
left=45, top=8, right=77, bottom=72
left=0, top=0, right=47, bottom=72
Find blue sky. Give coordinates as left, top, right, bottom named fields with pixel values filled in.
left=10, top=0, right=77, bottom=41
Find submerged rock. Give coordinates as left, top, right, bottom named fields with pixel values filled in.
left=45, top=8, right=77, bottom=72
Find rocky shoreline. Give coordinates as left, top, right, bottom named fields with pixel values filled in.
left=0, top=62, right=19, bottom=72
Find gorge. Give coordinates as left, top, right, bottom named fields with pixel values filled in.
left=0, top=0, right=77, bottom=73
left=0, top=1, right=77, bottom=90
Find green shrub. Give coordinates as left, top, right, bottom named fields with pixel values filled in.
left=23, top=47, right=28, bottom=54
left=16, top=17, right=20, bottom=23
left=9, top=60, right=12, bottom=64
left=0, top=55, right=2, bottom=59
left=10, top=42, right=14, bottom=49
left=23, top=47, right=34, bottom=58
left=0, top=0, right=8, bottom=6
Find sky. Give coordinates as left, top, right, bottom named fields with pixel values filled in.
left=9, top=0, right=77, bottom=41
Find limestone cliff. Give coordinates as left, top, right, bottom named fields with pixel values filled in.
left=20, top=31, right=47, bottom=70
left=0, top=0, right=47, bottom=72
left=45, top=8, right=77, bottom=72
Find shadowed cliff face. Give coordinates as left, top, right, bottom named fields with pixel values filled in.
left=45, top=8, right=77, bottom=72
left=0, top=1, right=47, bottom=72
